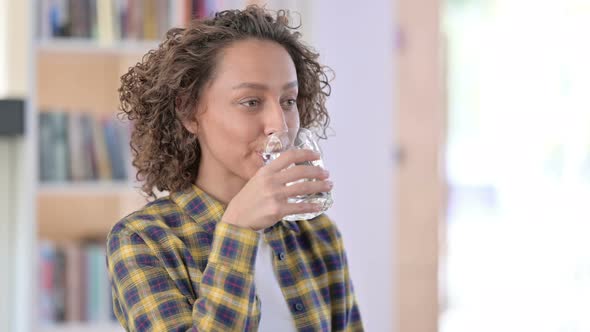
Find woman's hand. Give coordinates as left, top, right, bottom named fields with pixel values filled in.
left=221, top=149, right=332, bottom=231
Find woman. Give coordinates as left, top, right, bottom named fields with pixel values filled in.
left=107, top=6, right=363, bottom=331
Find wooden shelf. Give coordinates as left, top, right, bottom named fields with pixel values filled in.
left=38, top=189, right=147, bottom=241
left=34, top=38, right=148, bottom=240
left=36, top=51, right=127, bottom=112
left=36, top=38, right=159, bottom=55
left=38, top=181, right=139, bottom=195
left=37, top=322, right=123, bottom=332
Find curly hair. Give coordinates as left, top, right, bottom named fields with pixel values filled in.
left=119, top=5, right=333, bottom=198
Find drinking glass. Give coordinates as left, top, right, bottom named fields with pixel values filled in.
left=261, top=128, right=333, bottom=221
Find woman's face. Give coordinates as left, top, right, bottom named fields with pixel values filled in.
left=191, top=38, right=300, bottom=181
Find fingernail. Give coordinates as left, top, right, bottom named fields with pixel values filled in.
left=326, top=180, right=333, bottom=188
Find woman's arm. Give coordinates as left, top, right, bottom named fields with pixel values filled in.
left=106, top=222, right=261, bottom=332
left=331, top=225, right=364, bottom=331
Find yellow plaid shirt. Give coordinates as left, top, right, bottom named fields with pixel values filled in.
left=106, top=184, right=363, bottom=331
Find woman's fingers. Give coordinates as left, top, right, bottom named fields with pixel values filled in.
left=277, top=164, right=329, bottom=184
left=265, top=149, right=321, bottom=173
left=281, top=202, right=324, bottom=217
left=282, top=179, right=333, bottom=198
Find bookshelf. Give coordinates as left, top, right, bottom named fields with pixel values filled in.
left=33, top=5, right=159, bottom=331
left=30, top=1, right=311, bottom=331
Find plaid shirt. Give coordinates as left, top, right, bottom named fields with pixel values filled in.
left=106, top=184, right=363, bottom=331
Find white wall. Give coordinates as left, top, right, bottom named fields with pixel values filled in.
left=0, top=137, right=30, bottom=332
left=0, top=140, right=17, bottom=332
left=0, top=1, right=34, bottom=331
left=310, top=1, right=396, bottom=331
left=0, top=0, right=7, bottom=96
left=0, top=0, right=28, bottom=98
left=0, top=0, right=12, bottom=330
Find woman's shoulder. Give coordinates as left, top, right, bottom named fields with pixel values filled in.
left=300, top=213, right=345, bottom=247
left=107, top=195, right=180, bottom=241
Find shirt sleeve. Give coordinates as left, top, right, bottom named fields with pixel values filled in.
left=106, top=221, right=261, bottom=332
left=332, top=225, right=364, bottom=332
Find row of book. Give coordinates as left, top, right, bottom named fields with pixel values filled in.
left=38, top=0, right=223, bottom=43
left=39, top=241, right=116, bottom=324
left=39, top=111, right=131, bottom=182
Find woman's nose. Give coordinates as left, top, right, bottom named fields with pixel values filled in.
left=264, top=103, right=288, bottom=136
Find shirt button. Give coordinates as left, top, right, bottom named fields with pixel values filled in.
left=295, top=303, right=304, bottom=312
left=278, top=252, right=286, bottom=261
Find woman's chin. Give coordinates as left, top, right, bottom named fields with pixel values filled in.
left=242, top=156, right=264, bottom=179
left=254, top=152, right=266, bottom=168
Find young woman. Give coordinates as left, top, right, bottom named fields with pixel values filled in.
left=106, top=6, right=363, bottom=331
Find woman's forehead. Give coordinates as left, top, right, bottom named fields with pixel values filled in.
left=213, top=39, right=298, bottom=86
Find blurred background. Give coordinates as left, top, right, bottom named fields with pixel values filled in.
left=0, top=0, right=588, bottom=331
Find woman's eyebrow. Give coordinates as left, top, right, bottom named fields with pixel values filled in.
left=232, top=80, right=298, bottom=90
left=282, top=81, right=298, bottom=90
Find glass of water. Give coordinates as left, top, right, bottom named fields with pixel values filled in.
left=261, top=127, right=333, bottom=221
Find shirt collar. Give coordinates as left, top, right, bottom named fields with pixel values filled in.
left=170, top=184, right=224, bottom=234
left=281, top=219, right=300, bottom=234
left=170, top=184, right=300, bottom=235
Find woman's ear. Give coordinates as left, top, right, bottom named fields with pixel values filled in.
left=182, top=114, right=199, bottom=136
left=178, top=96, right=199, bottom=136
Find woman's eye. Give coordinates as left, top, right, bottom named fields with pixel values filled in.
left=281, top=99, right=297, bottom=110
left=240, top=99, right=260, bottom=108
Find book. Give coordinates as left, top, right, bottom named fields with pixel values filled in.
left=53, top=112, right=70, bottom=181
left=38, top=111, right=131, bottom=183
left=80, top=113, right=98, bottom=180
left=39, top=112, right=54, bottom=181
left=50, top=0, right=70, bottom=37
left=97, top=0, right=116, bottom=44
left=68, top=113, right=85, bottom=181
left=103, top=117, right=127, bottom=181
left=142, top=0, right=158, bottom=40
left=53, top=248, right=67, bottom=321
left=116, top=0, right=129, bottom=39
left=92, top=115, right=113, bottom=180
left=39, top=241, right=56, bottom=323
left=39, top=240, right=115, bottom=324
left=157, top=0, right=171, bottom=39
left=116, top=119, right=133, bottom=182
left=84, top=243, right=112, bottom=322
left=39, top=111, right=70, bottom=182
left=70, top=0, right=88, bottom=38
left=63, top=242, right=83, bottom=321
left=40, top=0, right=176, bottom=42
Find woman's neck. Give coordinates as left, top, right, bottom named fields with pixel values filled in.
left=195, top=158, right=246, bottom=206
